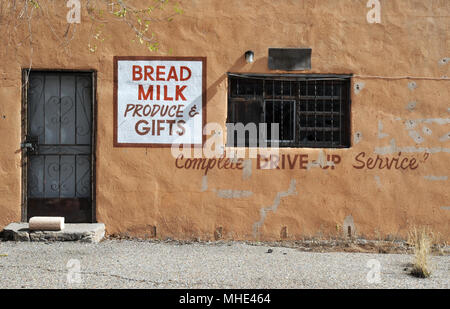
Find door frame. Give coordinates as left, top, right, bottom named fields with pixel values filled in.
left=21, top=69, right=98, bottom=223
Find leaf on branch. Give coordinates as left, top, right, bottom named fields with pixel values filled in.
left=88, top=43, right=97, bottom=53
left=174, top=3, right=184, bottom=15
left=28, top=0, right=40, bottom=9
left=114, top=9, right=127, bottom=18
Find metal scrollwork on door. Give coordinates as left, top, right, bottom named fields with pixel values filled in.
left=75, top=77, right=92, bottom=141
left=28, top=76, right=45, bottom=140
left=47, top=161, right=60, bottom=193
left=61, top=96, right=74, bottom=126
left=27, top=72, right=92, bottom=200
left=28, top=156, right=44, bottom=197
left=76, top=156, right=91, bottom=198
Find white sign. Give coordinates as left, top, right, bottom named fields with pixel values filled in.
left=114, top=57, right=206, bottom=147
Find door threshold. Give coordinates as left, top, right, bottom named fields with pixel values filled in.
left=1, top=222, right=105, bottom=243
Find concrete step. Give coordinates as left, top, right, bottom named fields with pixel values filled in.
left=1, top=223, right=105, bottom=243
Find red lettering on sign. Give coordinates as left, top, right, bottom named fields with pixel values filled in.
left=175, top=85, right=187, bottom=101
left=180, top=66, right=192, bottom=81
left=133, top=65, right=142, bottom=81
left=138, top=85, right=153, bottom=100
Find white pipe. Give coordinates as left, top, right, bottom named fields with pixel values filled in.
left=29, top=217, right=65, bottom=231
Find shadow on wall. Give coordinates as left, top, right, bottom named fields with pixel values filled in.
left=206, top=56, right=269, bottom=102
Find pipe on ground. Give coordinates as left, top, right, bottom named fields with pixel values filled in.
left=29, top=217, right=65, bottom=231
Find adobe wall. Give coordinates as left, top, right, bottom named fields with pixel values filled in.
left=0, top=0, right=448, bottom=241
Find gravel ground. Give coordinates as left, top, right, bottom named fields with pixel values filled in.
left=0, top=240, right=448, bottom=289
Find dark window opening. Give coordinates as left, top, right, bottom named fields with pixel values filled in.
left=227, top=74, right=351, bottom=148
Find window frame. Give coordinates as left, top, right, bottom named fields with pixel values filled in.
left=227, top=73, right=352, bottom=149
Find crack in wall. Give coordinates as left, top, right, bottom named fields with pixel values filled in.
left=201, top=175, right=253, bottom=199
left=374, top=175, right=382, bottom=188
left=375, top=117, right=450, bottom=150
left=400, top=118, right=450, bottom=125
left=424, top=176, right=448, bottom=181
left=215, top=189, right=253, bottom=199
left=201, top=175, right=208, bottom=192
left=378, top=120, right=389, bottom=139
left=374, top=138, right=450, bottom=155
left=252, top=179, right=297, bottom=238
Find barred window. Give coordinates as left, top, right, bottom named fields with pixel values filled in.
left=227, top=74, right=351, bottom=148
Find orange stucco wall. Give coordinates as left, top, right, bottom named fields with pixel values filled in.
left=0, top=0, right=448, bottom=241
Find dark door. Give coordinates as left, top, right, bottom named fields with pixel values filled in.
left=24, top=71, right=94, bottom=222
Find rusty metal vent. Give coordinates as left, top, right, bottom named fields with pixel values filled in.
left=227, top=74, right=351, bottom=148
left=268, top=48, right=312, bottom=71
